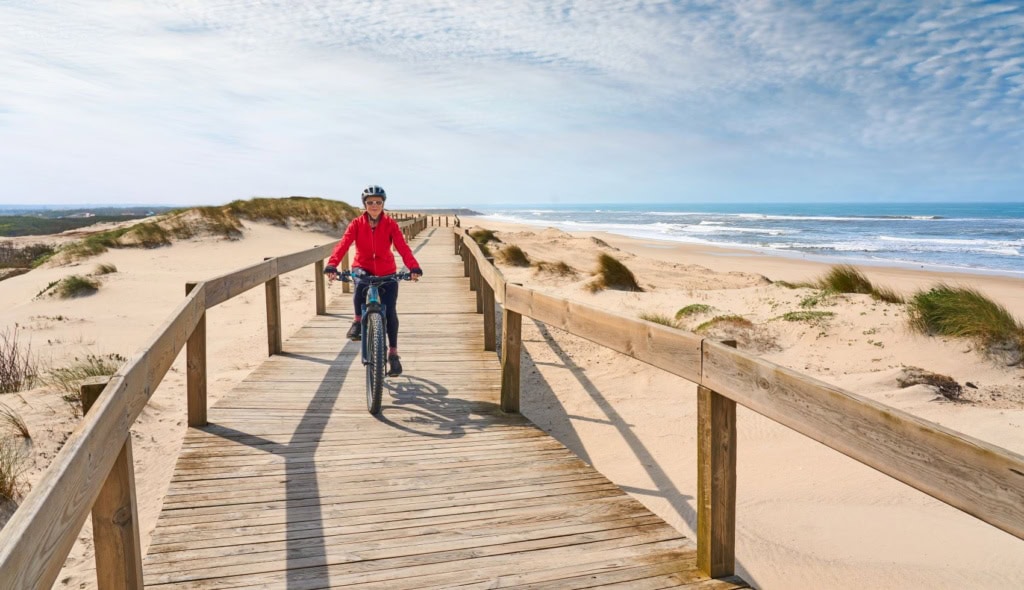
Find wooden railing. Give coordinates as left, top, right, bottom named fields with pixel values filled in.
left=452, top=227, right=1024, bottom=578
left=0, top=217, right=427, bottom=590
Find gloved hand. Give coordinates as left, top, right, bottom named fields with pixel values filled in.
left=323, top=265, right=338, bottom=280
left=409, top=267, right=423, bottom=282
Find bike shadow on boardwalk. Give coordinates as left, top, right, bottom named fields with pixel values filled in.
left=376, top=374, right=503, bottom=438
left=197, top=341, right=358, bottom=589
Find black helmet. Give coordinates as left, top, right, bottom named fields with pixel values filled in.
left=361, top=185, right=386, bottom=203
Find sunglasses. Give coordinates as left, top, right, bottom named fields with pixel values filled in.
left=364, top=200, right=384, bottom=206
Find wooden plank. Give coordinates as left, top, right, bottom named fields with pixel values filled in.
left=702, top=339, right=1024, bottom=541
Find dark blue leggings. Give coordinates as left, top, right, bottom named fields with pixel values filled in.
left=354, top=280, right=400, bottom=348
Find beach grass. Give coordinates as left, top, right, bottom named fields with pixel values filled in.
left=470, top=228, right=500, bottom=245
left=639, top=312, right=679, bottom=328
left=780, top=311, right=836, bottom=323
left=499, top=245, right=530, bottom=266
left=534, top=260, right=577, bottom=277
left=56, top=275, right=99, bottom=298
left=45, top=353, right=126, bottom=415
left=696, top=314, right=753, bottom=333
left=225, top=196, right=358, bottom=228
left=93, top=263, right=117, bottom=275
left=907, top=284, right=1024, bottom=358
left=817, top=264, right=905, bottom=303
left=0, top=437, right=26, bottom=502
left=675, top=304, right=713, bottom=319
left=0, top=326, right=35, bottom=394
left=588, top=253, right=643, bottom=292
left=0, top=404, right=29, bottom=439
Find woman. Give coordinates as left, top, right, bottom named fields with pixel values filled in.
left=323, top=185, right=422, bottom=377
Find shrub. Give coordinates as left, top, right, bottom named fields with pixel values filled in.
left=45, top=353, right=126, bottom=414
left=696, top=315, right=753, bottom=333
left=0, top=404, right=29, bottom=439
left=93, top=263, right=118, bottom=275
left=639, top=312, right=679, bottom=328
left=534, top=260, right=577, bottom=277
left=907, top=284, right=1024, bottom=357
left=0, top=326, right=35, bottom=394
left=0, top=437, right=27, bottom=502
left=589, top=253, right=643, bottom=292
left=675, top=304, right=713, bottom=319
left=499, top=245, right=530, bottom=267
left=0, top=242, right=56, bottom=269
left=56, top=275, right=100, bottom=298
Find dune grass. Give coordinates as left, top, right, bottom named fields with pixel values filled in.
left=56, top=275, right=99, bottom=298
left=907, top=284, right=1024, bottom=358
left=534, top=260, right=577, bottom=277
left=675, top=304, right=713, bottom=319
left=45, top=353, right=126, bottom=414
left=470, top=228, right=500, bottom=245
left=0, top=437, right=27, bottom=502
left=695, top=315, right=753, bottom=333
left=0, top=326, right=35, bottom=394
left=226, top=196, right=359, bottom=228
left=588, top=253, right=643, bottom=292
left=93, top=263, right=118, bottom=275
left=499, top=245, right=531, bottom=267
left=780, top=311, right=835, bottom=323
left=639, top=312, right=679, bottom=328
left=0, top=404, right=29, bottom=439
left=817, top=265, right=904, bottom=303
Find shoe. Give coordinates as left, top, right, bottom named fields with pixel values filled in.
left=346, top=321, right=361, bottom=341
left=387, top=354, right=403, bottom=377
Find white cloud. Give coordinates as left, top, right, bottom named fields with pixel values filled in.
left=0, top=1, right=1021, bottom=205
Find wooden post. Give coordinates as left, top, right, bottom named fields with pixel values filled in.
left=462, top=242, right=471, bottom=278
left=186, top=282, right=207, bottom=427
left=470, top=255, right=482, bottom=312
left=264, top=258, right=282, bottom=356
left=81, top=378, right=144, bottom=590
left=482, top=256, right=496, bottom=351
left=697, top=339, right=738, bottom=578
left=341, top=252, right=351, bottom=294
left=314, top=259, right=326, bottom=315
left=500, top=307, right=521, bottom=413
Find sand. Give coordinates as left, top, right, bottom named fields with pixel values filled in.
left=0, top=215, right=1022, bottom=589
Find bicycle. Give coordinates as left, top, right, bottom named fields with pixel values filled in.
left=335, top=269, right=413, bottom=414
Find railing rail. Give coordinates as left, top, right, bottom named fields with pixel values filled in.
left=452, top=227, right=1024, bottom=578
left=0, top=216, right=427, bottom=590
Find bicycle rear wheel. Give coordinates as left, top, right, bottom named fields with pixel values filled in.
left=364, top=312, right=386, bottom=414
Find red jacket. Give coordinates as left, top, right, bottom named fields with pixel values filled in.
left=327, top=212, right=420, bottom=276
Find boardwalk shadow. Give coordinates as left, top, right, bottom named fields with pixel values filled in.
left=197, top=342, right=355, bottom=589
left=376, top=375, right=497, bottom=438
left=521, top=320, right=697, bottom=527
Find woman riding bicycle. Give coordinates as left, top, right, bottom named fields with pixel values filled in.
left=323, top=185, right=422, bottom=377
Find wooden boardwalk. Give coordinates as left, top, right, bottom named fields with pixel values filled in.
left=142, top=227, right=750, bottom=589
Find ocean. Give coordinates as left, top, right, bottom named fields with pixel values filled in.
left=479, top=202, right=1024, bottom=278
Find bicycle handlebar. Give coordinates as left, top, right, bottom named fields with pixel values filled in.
left=336, top=270, right=413, bottom=284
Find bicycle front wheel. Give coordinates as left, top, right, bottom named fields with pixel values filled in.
left=364, top=312, right=386, bottom=414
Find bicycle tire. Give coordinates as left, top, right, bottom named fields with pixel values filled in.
left=365, top=312, right=386, bottom=414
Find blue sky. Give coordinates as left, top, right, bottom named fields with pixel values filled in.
left=1, top=1, right=1022, bottom=208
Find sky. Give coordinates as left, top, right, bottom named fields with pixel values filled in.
left=1, top=1, right=1023, bottom=209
